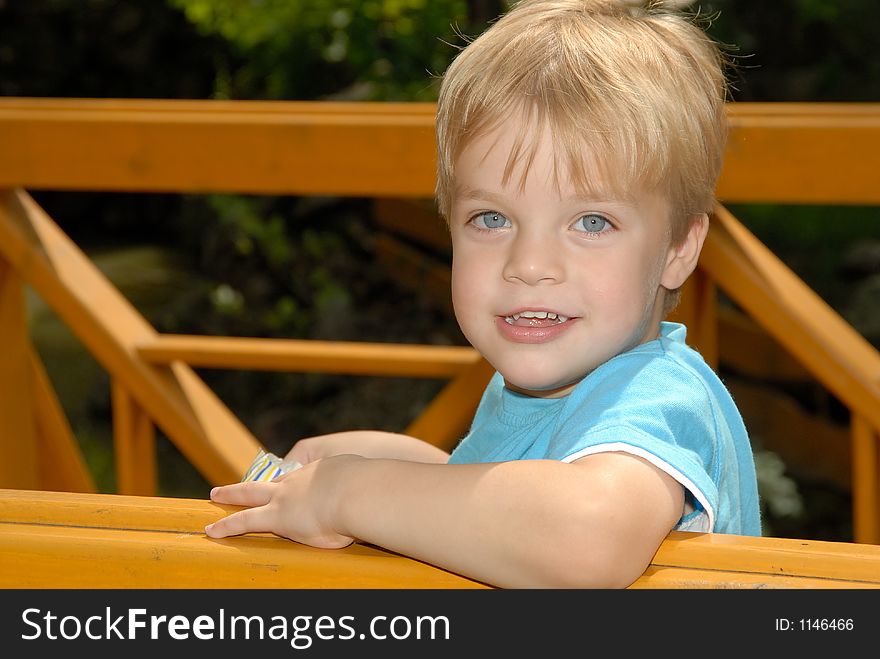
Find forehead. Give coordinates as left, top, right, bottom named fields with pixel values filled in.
left=452, top=115, right=636, bottom=204
left=451, top=114, right=674, bottom=233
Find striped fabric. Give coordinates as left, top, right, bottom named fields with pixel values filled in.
left=241, top=449, right=303, bottom=482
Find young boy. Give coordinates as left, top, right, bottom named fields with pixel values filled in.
left=205, top=0, right=761, bottom=588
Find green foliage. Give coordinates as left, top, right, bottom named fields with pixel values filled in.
left=168, top=0, right=472, bottom=100
left=178, top=194, right=360, bottom=340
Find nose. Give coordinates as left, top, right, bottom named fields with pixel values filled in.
left=502, top=230, right=564, bottom=285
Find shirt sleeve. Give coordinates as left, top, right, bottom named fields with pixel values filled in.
left=548, top=353, right=724, bottom=532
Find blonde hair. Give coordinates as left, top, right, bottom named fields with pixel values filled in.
left=435, top=0, right=729, bottom=247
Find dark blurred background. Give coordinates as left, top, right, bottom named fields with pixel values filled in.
left=1, top=0, right=878, bottom=541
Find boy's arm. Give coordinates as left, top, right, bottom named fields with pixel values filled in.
left=285, top=430, right=450, bottom=464
left=207, top=450, right=683, bottom=588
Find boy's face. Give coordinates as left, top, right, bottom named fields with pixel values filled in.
left=449, top=119, right=685, bottom=398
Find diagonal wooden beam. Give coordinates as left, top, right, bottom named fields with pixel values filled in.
left=0, top=188, right=261, bottom=487
left=703, top=205, right=880, bottom=433
left=29, top=346, right=96, bottom=493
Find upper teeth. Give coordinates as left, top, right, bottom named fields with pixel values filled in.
left=505, top=311, right=569, bottom=323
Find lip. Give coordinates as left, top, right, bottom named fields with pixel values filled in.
left=495, top=315, right=577, bottom=344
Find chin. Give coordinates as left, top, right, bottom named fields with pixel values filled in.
left=501, top=372, right=581, bottom=398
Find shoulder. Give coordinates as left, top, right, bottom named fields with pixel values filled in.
left=577, top=326, right=718, bottom=411
left=556, top=322, right=738, bottom=449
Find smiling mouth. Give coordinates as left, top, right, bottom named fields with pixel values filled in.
left=503, top=310, right=570, bottom=326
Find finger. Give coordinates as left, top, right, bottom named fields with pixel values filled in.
left=205, top=506, right=272, bottom=538
left=210, top=481, right=274, bottom=507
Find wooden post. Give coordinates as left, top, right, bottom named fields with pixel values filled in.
left=671, top=266, right=719, bottom=369
left=852, top=414, right=880, bottom=545
left=0, top=254, right=39, bottom=488
left=112, top=379, right=157, bottom=496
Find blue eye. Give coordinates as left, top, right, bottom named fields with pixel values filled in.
left=471, top=211, right=511, bottom=230
left=573, top=214, right=610, bottom=234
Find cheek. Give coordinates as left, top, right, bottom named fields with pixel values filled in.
left=577, top=252, right=660, bottom=311
left=450, top=252, right=487, bottom=319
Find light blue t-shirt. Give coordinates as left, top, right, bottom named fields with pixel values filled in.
left=448, top=322, right=762, bottom=535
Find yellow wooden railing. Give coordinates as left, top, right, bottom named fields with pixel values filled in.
left=4, top=488, right=880, bottom=588
left=0, top=98, right=878, bottom=566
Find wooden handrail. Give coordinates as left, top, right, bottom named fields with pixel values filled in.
left=0, top=99, right=437, bottom=197
left=0, top=489, right=485, bottom=589
left=1, top=489, right=878, bottom=588
left=1, top=99, right=878, bottom=203
left=137, top=335, right=481, bottom=378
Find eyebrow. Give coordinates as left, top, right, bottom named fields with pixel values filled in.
left=453, top=186, right=506, bottom=203
left=453, top=185, right=632, bottom=207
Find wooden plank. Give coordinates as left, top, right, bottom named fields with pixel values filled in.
left=1, top=489, right=879, bottom=588
left=0, top=489, right=486, bottom=589
left=0, top=97, right=438, bottom=116
left=652, top=530, right=880, bottom=584
left=633, top=566, right=877, bottom=589
left=29, top=347, right=97, bottom=493
left=0, top=488, right=232, bottom=533
left=0, top=524, right=488, bottom=589
left=137, top=335, right=480, bottom=378
left=0, top=189, right=261, bottom=486
left=0, top=257, right=40, bottom=488
left=7, top=521, right=874, bottom=589
left=720, top=106, right=880, bottom=204
left=727, top=103, right=880, bottom=117
left=0, top=99, right=877, bottom=203
left=0, top=99, right=436, bottom=197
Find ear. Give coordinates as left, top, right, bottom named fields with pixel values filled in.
left=660, top=213, right=709, bottom=290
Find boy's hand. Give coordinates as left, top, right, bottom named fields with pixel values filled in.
left=204, top=455, right=358, bottom=549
